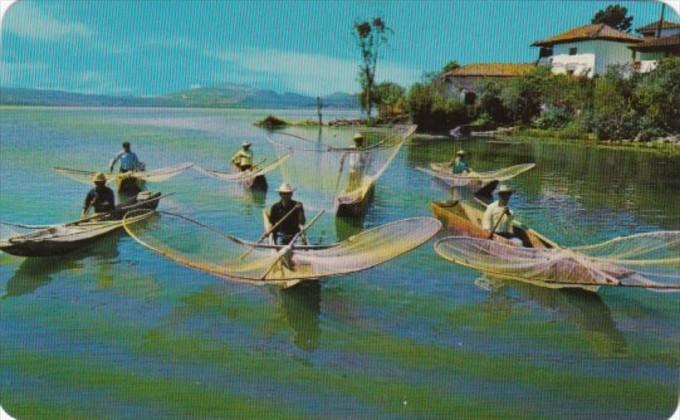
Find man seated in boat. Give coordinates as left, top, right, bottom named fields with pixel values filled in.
left=346, top=133, right=369, bottom=192
left=482, top=184, right=521, bottom=243
left=231, top=142, right=254, bottom=172
left=266, top=183, right=306, bottom=245
left=110, top=142, right=143, bottom=173
left=448, top=150, right=471, bottom=175
left=82, top=172, right=115, bottom=217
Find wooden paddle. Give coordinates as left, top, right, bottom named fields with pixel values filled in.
left=487, top=209, right=508, bottom=239
left=259, top=209, right=324, bottom=281
left=239, top=203, right=302, bottom=260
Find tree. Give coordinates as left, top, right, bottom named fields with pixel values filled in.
left=353, top=17, right=392, bottom=117
left=374, top=82, right=406, bottom=118
left=635, top=57, right=680, bottom=133
left=592, top=5, right=633, bottom=32
left=441, top=61, right=461, bottom=75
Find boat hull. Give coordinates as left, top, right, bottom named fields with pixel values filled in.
left=430, top=200, right=598, bottom=291
left=249, top=175, right=268, bottom=191
left=1, top=193, right=161, bottom=257
left=336, top=183, right=374, bottom=217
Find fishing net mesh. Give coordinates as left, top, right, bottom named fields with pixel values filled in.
left=435, top=233, right=680, bottom=289
left=193, top=155, right=289, bottom=185
left=421, top=163, right=536, bottom=186
left=268, top=125, right=415, bottom=211
left=53, top=162, right=193, bottom=185
left=123, top=211, right=441, bottom=283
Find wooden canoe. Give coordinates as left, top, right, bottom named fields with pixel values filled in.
left=0, top=192, right=162, bottom=257
left=430, top=200, right=556, bottom=248
left=431, top=200, right=601, bottom=291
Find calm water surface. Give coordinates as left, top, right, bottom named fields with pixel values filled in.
left=1, top=107, right=679, bottom=419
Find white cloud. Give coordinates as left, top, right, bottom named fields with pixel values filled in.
left=207, top=47, right=420, bottom=96
left=2, top=1, right=91, bottom=41
left=0, top=60, right=46, bottom=84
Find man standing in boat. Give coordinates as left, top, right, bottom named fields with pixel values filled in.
left=110, top=142, right=143, bottom=173
left=82, top=172, right=115, bottom=217
left=482, top=185, right=518, bottom=241
left=267, top=183, right=306, bottom=245
left=231, top=142, right=254, bottom=172
left=346, top=133, right=369, bottom=192
left=448, top=150, right=471, bottom=175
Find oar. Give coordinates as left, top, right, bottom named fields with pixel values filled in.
left=259, top=209, right=324, bottom=281
left=488, top=210, right=507, bottom=239
left=251, top=158, right=267, bottom=170
left=239, top=203, right=302, bottom=260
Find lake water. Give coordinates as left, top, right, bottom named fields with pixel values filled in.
left=1, top=107, right=679, bottom=419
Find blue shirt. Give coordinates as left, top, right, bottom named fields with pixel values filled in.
left=110, top=150, right=141, bottom=172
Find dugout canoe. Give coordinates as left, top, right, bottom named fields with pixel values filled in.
left=0, top=192, right=162, bottom=257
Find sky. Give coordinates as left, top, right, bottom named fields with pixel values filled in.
left=0, top=0, right=676, bottom=96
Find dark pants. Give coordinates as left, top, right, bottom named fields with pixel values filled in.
left=274, top=233, right=295, bottom=245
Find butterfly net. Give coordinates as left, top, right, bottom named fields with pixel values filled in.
left=53, top=162, right=193, bottom=185
left=434, top=232, right=680, bottom=289
left=420, top=163, right=535, bottom=186
left=268, top=125, right=415, bottom=212
left=123, top=210, right=441, bottom=283
left=193, top=155, right=289, bottom=183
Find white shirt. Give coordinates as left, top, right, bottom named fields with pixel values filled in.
left=482, top=201, right=514, bottom=234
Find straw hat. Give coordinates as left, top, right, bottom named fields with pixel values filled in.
left=92, top=172, right=107, bottom=183
left=498, top=184, right=513, bottom=194
left=242, top=141, right=252, bottom=148
left=352, top=133, right=365, bottom=142
left=456, top=150, right=465, bottom=156
left=277, top=182, right=294, bottom=193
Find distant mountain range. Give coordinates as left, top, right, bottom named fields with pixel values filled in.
left=0, top=84, right=359, bottom=109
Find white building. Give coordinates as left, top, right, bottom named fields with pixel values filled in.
left=532, top=23, right=643, bottom=77
left=629, top=20, right=680, bottom=70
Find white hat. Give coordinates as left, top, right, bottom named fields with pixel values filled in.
left=456, top=149, right=465, bottom=156
left=242, top=141, right=252, bottom=147
left=498, top=184, right=513, bottom=194
left=277, top=182, right=294, bottom=193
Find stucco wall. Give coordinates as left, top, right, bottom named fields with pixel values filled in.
left=550, top=40, right=635, bottom=75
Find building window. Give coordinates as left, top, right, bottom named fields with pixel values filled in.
left=569, top=47, right=577, bottom=55
left=539, top=47, right=553, bottom=58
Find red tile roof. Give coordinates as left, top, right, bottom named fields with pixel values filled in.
left=629, top=34, right=680, bottom=51
left=532, top=24, right=643, bottom=47
left=443, top=63, right=536, bottom=78
left=636, top=20, right=680, bottom=34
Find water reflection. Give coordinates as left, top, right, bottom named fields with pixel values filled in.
left=3, top=231, right=122, bottom=298
left=478, top=277, right=627, bottom=355
left=278, top=282, right=322, bottom=352
left=335, top=214, right=365, bottom=241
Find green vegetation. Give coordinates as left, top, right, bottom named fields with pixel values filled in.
left=474, top=57, right=679, bottom=142
left=404, top=68, right=471, bottom=132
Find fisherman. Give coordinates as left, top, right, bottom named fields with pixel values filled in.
left=82, top=172, right=115, bottom=217
left=448, top=150, right=471, bottom=175
left=346, top=133, right=369, bottom=192
left=110, top=142, right=143, bottom=173
left=267, top=183, right=306, bottom=245
left=231, top=142, right=254, bottom=171
left=482, top=184, right=522, bottom=244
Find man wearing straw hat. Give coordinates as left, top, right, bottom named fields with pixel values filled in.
left=82, top=172, right=115, bottom=217
left=346, top=133, right=369, bottom=192
left=266, top=183, right=306, bottom=245
left=482, top=184, right=518, bottom=241
left=231, top=142, right=254, bottom=171
left=448, top=149, right=472, bottom=175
